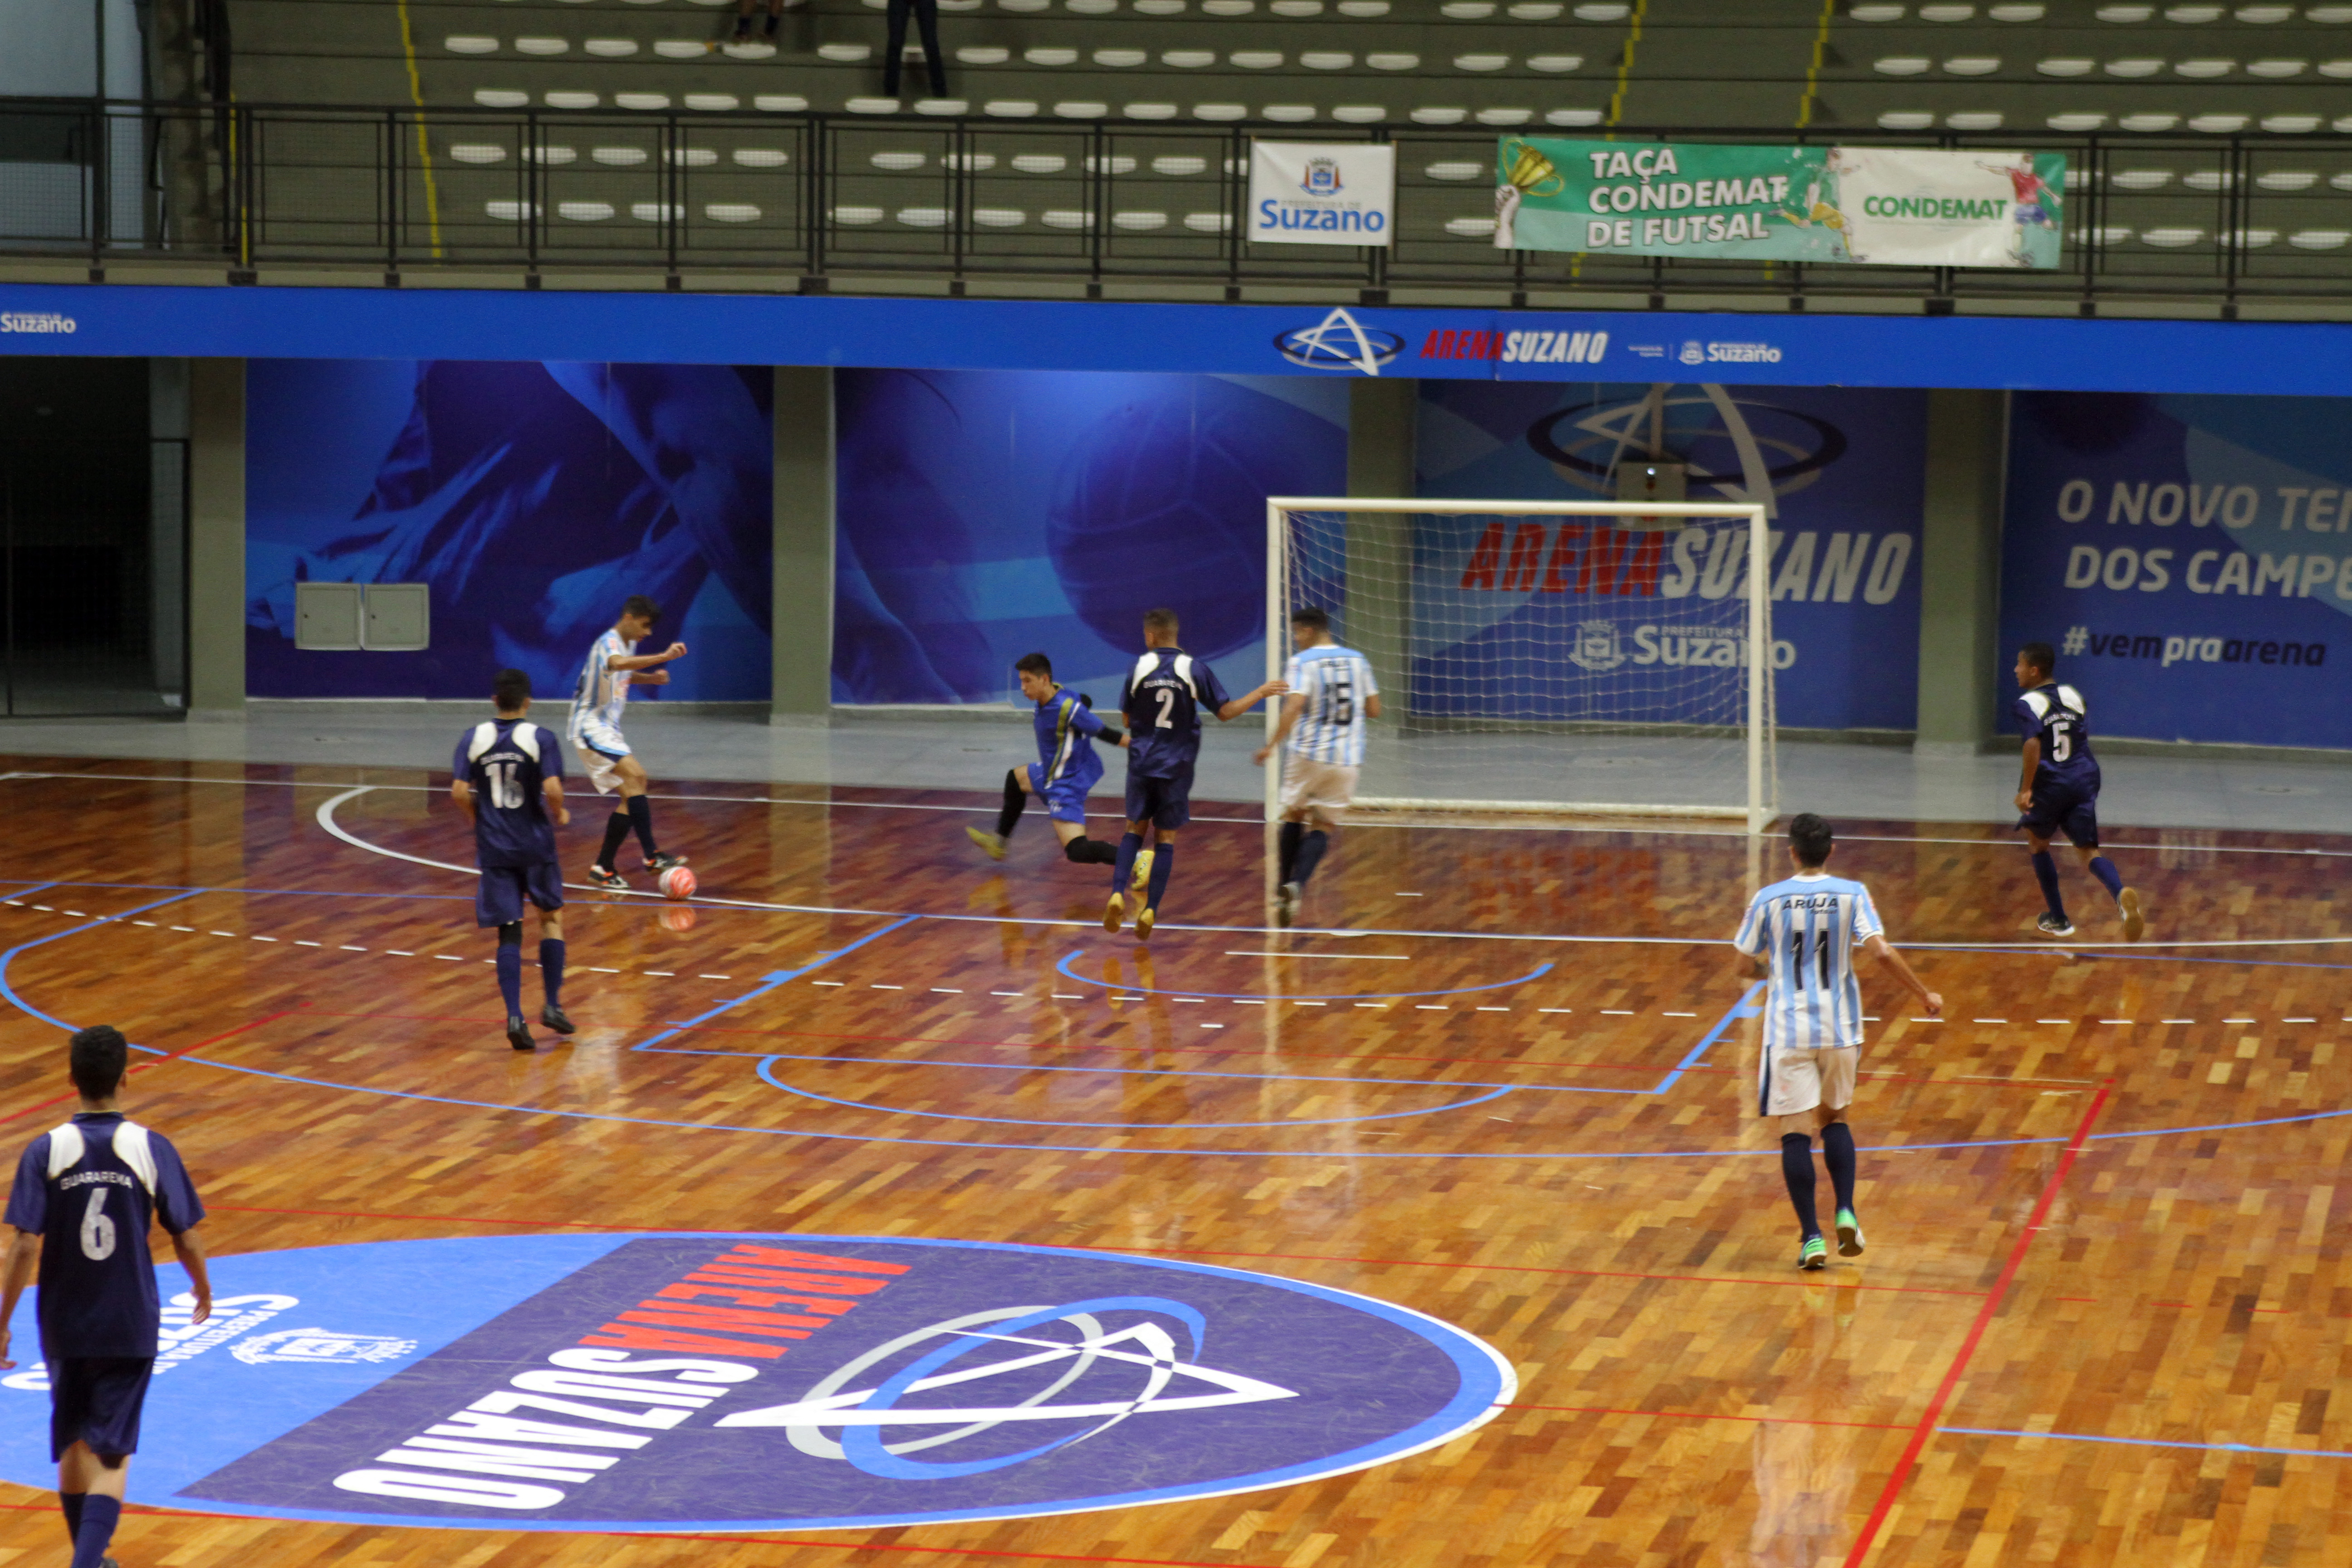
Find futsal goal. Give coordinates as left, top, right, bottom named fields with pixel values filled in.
left=1264, top=498, right=1778, bottom=833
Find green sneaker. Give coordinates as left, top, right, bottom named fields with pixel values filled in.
left=1836, top=1209, right=1865, bottom=1258
left=1798, top=1235, right=1828, bottom=1271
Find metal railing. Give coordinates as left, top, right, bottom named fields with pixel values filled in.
left=6, top=95, right=2352, bottom=307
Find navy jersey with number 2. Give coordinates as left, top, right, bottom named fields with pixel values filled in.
left=4, top=1113, right=204, bottom=1359
left=455, top=719, right=564, bottom=868
left=1120, top=648, right=1232, bottom=778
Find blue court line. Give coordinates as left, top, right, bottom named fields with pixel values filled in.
left=1651, top=982, right=1764, bottom=1094
left=0, top=890, right=206, bottom=1054
left=1052, top=950, right=1554, bottom=1003
left=751, top=1054, right=1518, bottom=1130
left=629, top=912, right=922, bottom=1051
left=1940, top=1426, right=2352, bottom=1462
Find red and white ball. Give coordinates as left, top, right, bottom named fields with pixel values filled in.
left=658, top=865, right=698, bottom=902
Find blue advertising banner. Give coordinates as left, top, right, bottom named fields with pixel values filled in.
left=2000, top=391, right=2352, bottom=749
left=833, top=369, right=1345, bottom=705
left=1419, top=381, right=1925, bottom=732
left=0, top=1234, right=1513, bottom=1531
left=246, top=359, right=773, bottom=701
left=8, top=282, right=2352, bottom=397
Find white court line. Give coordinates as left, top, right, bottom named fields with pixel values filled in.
left=1222, top=951, right=1410, bottom=960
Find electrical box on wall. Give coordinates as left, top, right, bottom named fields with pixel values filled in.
left=363, top=583, right=431, bottom=651
left=293, top=582, right=430, bottom=651
left=294, top=583, right=363, bottom=650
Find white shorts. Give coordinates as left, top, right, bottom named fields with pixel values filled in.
left=573, top=723, right=632, bottom=795
left=1759, top=1043, right=1857, bottom=1120
left=1279, top=758, right=1358, bottom=818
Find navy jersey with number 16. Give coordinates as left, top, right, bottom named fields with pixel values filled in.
left=455, top=719, right=564, bottom=868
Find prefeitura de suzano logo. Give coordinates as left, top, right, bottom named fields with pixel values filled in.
left=0, top=1234, right=1513, bottom=1533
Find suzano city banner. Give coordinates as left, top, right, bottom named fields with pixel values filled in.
left=1493, top=139, right=2065, bottom=269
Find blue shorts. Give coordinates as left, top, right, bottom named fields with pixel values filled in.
left=1124, top=766, right=1194, bottom=832
left=2019, top=779, right=2099, bottom=848
left=2016, top=201, right=2050, bottom=227
left=477, top=861, right=565, bottom=927
left=49, top=1356, right=152, bottom=1461
left=1025, top=764, right=1091, bottom=826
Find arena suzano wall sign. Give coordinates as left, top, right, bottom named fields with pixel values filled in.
left=0, top=1233, right=1513, bottom=1531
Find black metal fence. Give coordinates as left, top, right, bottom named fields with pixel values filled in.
left=6, top=95, right=2352, bottom=306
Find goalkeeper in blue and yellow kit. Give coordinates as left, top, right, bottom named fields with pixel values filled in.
left=966, top=652, right=1146, bottom=882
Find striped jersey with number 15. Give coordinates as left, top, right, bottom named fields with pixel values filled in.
left=1732, top=872, right=1883, bottom=1052
left=1284, top=644, right=1377, bottom=766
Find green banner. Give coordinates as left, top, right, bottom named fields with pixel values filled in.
left=1494, top=139, right=2065, bottom=269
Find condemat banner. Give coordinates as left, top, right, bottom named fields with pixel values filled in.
left=1494, top=138, right=2064, bottom=269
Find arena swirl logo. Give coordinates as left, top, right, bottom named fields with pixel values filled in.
left=0, top=1234, right=1511, bottom=1532
left=1274, top=307, right=1406, bottom=376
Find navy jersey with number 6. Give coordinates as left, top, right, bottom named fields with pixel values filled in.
left=2015, top=681, right=2098, bottom=790
left=3, top=1113, right=204, bottom=1359
left=455, top=719, right=564, bottom=868
left=1120, top=648, right=1233, bottom=778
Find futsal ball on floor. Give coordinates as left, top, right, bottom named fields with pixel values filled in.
left=659, top=865, right=698, bottom=901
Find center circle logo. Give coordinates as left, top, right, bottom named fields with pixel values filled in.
left=0, top=1233, right=1513, bottom=1532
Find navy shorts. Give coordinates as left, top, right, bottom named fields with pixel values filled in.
left=477, top=861, right=565, bottom=928
left=1123, top=766, right=1194, bottom=832
left=49, top=1356, right=152, bottom=1461
left=1025, top=764, right=1091, bottom=826
left=2018, top=779, right=2099, bottom=848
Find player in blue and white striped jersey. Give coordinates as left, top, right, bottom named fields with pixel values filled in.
left=1732, top=813, right=1941, bottom=1272
left=1253, top=607, right=1380, bottom=926
left=567, top=594, right=690, bottom=892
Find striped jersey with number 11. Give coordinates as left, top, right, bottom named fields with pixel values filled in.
left=1284, top=644, right=1377, bottom=766
left=1732, top=872, right=1884, bottom=1052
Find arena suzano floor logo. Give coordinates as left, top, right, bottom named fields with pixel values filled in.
left=0, top=1234, right=1511, bottom=1532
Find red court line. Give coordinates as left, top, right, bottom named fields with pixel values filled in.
left=0, top=1012, right=295, bottom=1127
left=198, top=1203, right=1986, bottom=1298
left=1507, top=1401, right=1912, bottom=1432
left=1840, top=1077, right=2114, bottom=1568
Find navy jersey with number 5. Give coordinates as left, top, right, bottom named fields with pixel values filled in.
left=454, top=719, right=564, bottom=868
left=3, top=1113, right=204, bottom=1359
left=2015, top=681, right=2098, bottom=790
left=1121, top=648, right=1233, bottom=778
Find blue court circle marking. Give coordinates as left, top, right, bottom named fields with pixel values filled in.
left=750, top=1054, right=1518, bottom=1130
left=1053, top=949, right=1555, bottom=1001
left=4, top=876, right=2349, bottom=1160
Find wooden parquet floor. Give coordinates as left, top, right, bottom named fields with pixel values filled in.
left=0, top=755, right=2345, bottom=1565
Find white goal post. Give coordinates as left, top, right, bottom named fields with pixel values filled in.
left=1263, top=496, right=1777, bottom=833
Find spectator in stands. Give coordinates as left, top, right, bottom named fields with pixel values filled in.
left=882, top=0, right=948, bottom=100
left=731, top=0, right=798, bottom=45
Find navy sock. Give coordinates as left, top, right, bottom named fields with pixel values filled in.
left=2087, top=854, right=2124, bottom=903
left=596, top=811, right=631, bottom=872
left=1821, top=1121, right=1857, bottom=1214
left=2030, top=849, right=2067, bottom=922
left=625, top=793, right=659, bottom=858
left=496, top=924, right=523, bottom=1018
left=539, top=938, right=566, bottom=1007
left=1111, top=832, right=1142, bottom=895
left=1144, top=842, right=1176, bottom=911
left=1064, top=837, right=1117, bottom=865
left=1780, top=1132, right=1820, bottom=1237
left=996, top=770, right=1024, bottom=838
left=1277, top=821, right=1303, bottom=882
left=60, top=1493, right=83, bottom=1545
left=71, top=1493, right=118, bottom=1568
left=1294, top=829, right=1330, bottom=888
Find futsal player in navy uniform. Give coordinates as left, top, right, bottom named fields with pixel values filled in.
left=965, top=652, right=1135, bottom=868
left=455, top=668, right=574, bottom=1052
left=0, top=1024, right=211, bottom=1568
left=2012, top=641, right=2146, bottom=941
left=1105, top=608, right=1286, bottom=939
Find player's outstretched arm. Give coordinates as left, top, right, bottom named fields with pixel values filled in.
left=608, top=641, right=689, bottom=673
left=451, top=779, right=477, bottom=823
left=170, top=1224, right=213, bottom=1326
left=1216, top=680, right=1290, bottom=722
left=1863, top=934, right=1941, bottom=1015
left=1253, top=693, right=1309, bottom=766
left=544, top=777, right=570, bottom=828
left=2014, top=737, right=2040, bottom=813
left=0, top=1226, right=37, bottom=1369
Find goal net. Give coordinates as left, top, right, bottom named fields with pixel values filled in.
left=1265, top=498, right=1778, bottom=830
